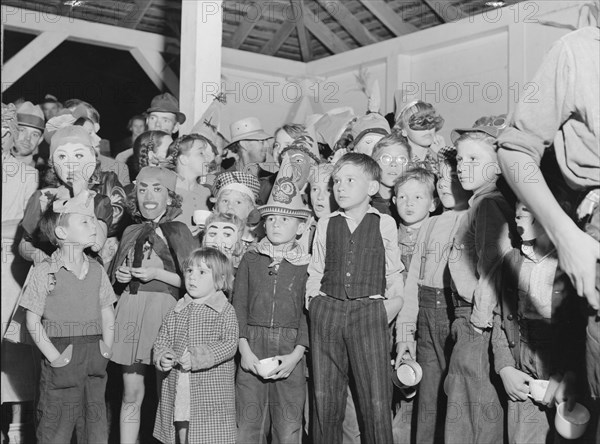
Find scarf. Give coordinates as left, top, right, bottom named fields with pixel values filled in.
left=254, top=237, right=311, bottom=267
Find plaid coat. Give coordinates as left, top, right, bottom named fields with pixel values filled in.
left=153, top=292, right=238, bottom=444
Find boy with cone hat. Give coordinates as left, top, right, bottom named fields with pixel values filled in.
left=232, top=152, right=311, bottom=443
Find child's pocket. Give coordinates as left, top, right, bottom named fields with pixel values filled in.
left=45, top=345, right=77, bottom=389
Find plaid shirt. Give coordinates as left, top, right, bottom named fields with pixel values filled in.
left=153, top=292, right=238, bottom=444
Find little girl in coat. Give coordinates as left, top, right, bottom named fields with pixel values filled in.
left=153, top=247, right=238, bottom=444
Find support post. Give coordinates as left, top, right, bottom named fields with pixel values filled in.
left=179, top=0, right=223, bottom=135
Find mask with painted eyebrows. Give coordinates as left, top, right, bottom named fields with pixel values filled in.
left=202, top=221, right=241, bottom=256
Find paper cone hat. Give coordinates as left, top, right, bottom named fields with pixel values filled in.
left=367, top=79, right=381, bottom=114
left=314, top=109, right=355, bottom=148
left=258, top=152, right=312, bottom=219
left=191, top=93, right=229, bottom=151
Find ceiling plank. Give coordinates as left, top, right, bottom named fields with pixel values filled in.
left=121, top=0, right=154, bottom=29
left=315, top=0, right=377, bottom=46
left=293, top=0, right=312, bottom=61
left=229, top=0, right=264, bottom=49
left=422, top=0, right=468, bottom=22
left=302, top=6, right=349, bottom=54
left=357, top=0, right=417, bottom=36
left=259, top=19, right=295, bottom=55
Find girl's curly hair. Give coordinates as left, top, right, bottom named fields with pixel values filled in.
left=131, top=130, right=171, bottom=177
left=165, top=134, right=218, bottom=171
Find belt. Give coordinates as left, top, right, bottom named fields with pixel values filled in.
left=451, top=291, right=472, bottom=308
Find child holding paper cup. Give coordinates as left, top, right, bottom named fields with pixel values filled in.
left=232, top=154, right=311, bottom=443
left=491, top=200, right=586, bottom=442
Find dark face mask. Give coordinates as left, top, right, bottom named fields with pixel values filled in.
left=408, top=114, right=441, bottom=131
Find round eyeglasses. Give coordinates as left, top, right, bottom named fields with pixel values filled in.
left=379, top=154, right=409, bottom=166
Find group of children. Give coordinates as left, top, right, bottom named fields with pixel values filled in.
left=2, top=27, right=599, bottom=444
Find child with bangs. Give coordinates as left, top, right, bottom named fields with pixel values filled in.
left=167, top=134, right=217, bottom=236
left=395, top=147, right=472, bottom=444
left=393, top=167, right=438, bottom=278
left=153, top=247, right=238, bottom=444
left=370, top=133, right=413, bottom=222
left=394, top=100, right=445, bottom=174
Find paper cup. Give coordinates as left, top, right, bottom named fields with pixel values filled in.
left=255, top=357, right=279, bottom=379
left=193, top=209, right=211, bottom=227
left=528, top=379, right=549, bottom=403
left=555, top=402, right=590, bottom=440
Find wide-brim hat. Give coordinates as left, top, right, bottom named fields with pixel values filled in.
left=16, top=101, right=45, bottom=132
left=146, top=93, right=186, bottom=124
left=258, top=149, right=312, bottom=219
left=226, top=117, right=272, bottom=147
left=451, top=114, right=508, bottom=145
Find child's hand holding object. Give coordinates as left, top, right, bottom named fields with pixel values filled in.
left=160, top=351, right=175, bottom=372
left=499, top=366, right=532, bottom=402
left=269, top=350, right=303, bottom=380
left=178, top=348, right=191, bottom=371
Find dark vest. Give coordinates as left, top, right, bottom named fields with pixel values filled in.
left=43, top=261, right=103, bottom=337
left=321, top=213, right=386, bottom=299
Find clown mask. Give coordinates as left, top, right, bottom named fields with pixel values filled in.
left=203, top=221, right=241, bottom=256
left=52, top=142, right=97, bottom=186
left=515, top=202, right=545, bottom=242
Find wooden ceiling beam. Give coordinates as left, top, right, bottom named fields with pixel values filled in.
left=422, top=0, right=468, bottom=22
left=121, top=0, right=154, bottom=29
left=259, top=19, right=295, bottom=55
left=293, top=0, right=312, bottom=62
left=315, top=0, right=377, bottom=46
left=357, top=0, right=417, bottom=36
left=229, top=0, right=264, bottom=49
left=302, top=5, right=349, bottom=54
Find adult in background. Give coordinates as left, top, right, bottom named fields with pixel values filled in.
left=116, top=93, right=185, bottom=170
left=113, top=114, right=146, bottom=158
left=497, top=26, right=600, bottom=440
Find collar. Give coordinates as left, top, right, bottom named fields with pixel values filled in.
left=255, top=237, right=311, bottom=266
left=521, top=243, right=557, bottom=264
left=47, top=249, right=90, bottom=280
left=468, top=181, right=498, bottom=207
left=174, top=291, right=228, bottom=313
left=327, top=205, right=380, bottom=221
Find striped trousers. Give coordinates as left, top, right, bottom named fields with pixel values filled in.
left=309, top=296, right=393, bottom=444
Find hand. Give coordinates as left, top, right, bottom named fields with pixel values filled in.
left=269, top=352, right=302, bottom=380
left=115, top=266, right=132, bottom=284
left=130, top=267, right=158, bottom=283
left=552, top=371, right=577, bottom=411
left=555, top=228, right=600, bottom=310
left=240, top=350, right=259, bottom=375
left=178, top=348, right=191, bottom=371
left=395, top=341, right=416, bottom=367
left=160, top=351, right=175, bottom=372
left=499, top=366, right=532, bottom=402
left=99, top=339, right=112, bottom=359
left=50, top=344, right=73, bottom=368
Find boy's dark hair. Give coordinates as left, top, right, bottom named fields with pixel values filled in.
left=393, top=166, right=436, bottom=197
left=38, top=202, right=70, bottom=247
left=333, top=152, right=381, bottom=182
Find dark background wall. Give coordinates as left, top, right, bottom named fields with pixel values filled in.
left=3, top=30, right=161, bottom=147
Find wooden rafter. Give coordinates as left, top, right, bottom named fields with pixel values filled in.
left=358, top=0, right=417, bottom=36
left=302, top=5, right=349, bottom=54
left=260, top=19, right=295, bottom=55
left=229, top=0, right=264, bottom=49
left=422, top=0, right=468, bottom=22
left=293, top=0, right=312, bottom=61
left=315, top=0, right=376, bottom=46
left=121, top=0, right=154, bottom=29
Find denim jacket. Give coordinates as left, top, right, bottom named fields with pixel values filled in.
left=232, top=250, right=309, bottom=348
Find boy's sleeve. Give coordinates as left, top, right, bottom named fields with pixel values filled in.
left=231, top=254, right=251, bottom=339
left=21, top=191, right=42, bottom=241
left=305, top=218, right=328, bottom=301
left=295, top=273, right=310, bottom=349
left=380, top=214, right=404, bottom=298
left=395, top=219, right=427, bottom=343
left=190, top=304, right=239, bottom=371
left=98, top=264, right=118, bottom=307
left=471, top=198, right=514, bottom=329
left=19, top=263, right=50, bottom=316
left=491, top=307, right=516, bottom=374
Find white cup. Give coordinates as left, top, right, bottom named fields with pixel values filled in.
left=555, top=402, right=590, bottom=439
left=528, top=379, right=549, bottom=403
left=193, top=209, right=211, bottom=227
left=255, top=357, right=279, bottom=379
left=393, top=360, right=423, bottom=387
